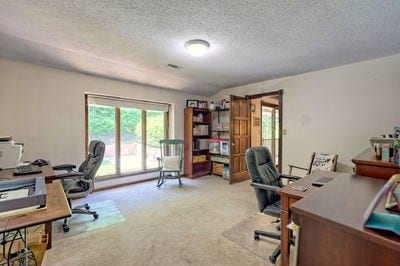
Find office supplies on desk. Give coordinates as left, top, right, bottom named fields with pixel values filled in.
left=13, top=165, right=42, bottom=175
left=312, top=176, right=334, bottom=187
left=0, top=177, right=46, bottom=214
left=292, top=184, right=308, bottom=191
left=31, top=159, right=49, bottom=167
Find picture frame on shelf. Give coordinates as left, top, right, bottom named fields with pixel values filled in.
left=187, top=100, right=198, bottom=108
left=198, top=101, right=208, bottom=109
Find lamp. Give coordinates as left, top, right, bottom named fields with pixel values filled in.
left=185, top=39, right=210, bottom=57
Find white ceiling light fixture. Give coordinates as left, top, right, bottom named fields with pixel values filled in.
left=185, top=39, right=210, bottom=57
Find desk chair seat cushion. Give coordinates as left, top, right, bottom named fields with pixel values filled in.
left=61, top=179, right=87, bottom=194
left=262, top=201, right=281, bottom=217
left=161, top=156, right=181, bottom=171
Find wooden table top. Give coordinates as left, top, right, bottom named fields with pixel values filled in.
left=291, top=173, right=400, bottom=252
left=0, top=164, right=55, bottom=182
left=279, top=169, right=345, bottom=199
left=0, top=182, right=71, bottom=233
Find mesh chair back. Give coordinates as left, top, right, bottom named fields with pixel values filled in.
left=245, top=146, right=282, bottom=212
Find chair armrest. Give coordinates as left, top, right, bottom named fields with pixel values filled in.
left=251, top=182, right=280, bottom=192
left=52, top=164, right=77, bottom=171
left=52, top=171, right=83, bottom=180
left=287, top=164, right=308, bottom=175
left=280, top=174, right=301, bottom=181
left=287, top=164, right=308, bottom=171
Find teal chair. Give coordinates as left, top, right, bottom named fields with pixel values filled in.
left=157, top=139, right=184, bottom=188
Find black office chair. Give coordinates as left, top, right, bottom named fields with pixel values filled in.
left=53, top=140, right=105, bottom=232
left=245, top=146, right=300, bottom=264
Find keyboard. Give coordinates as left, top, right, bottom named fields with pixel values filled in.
left=13, top=165, right=43, bottom=176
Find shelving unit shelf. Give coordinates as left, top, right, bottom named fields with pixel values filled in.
left=210, top=109, right=231, bottom=179
left=184, top=108, right=211, bottom=178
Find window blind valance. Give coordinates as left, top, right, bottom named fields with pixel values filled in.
left=87, top=94, right=169, bottom=112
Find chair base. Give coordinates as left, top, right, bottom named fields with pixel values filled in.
left=62, top=203, right=99, bottom=232
left=254, top=229, right=295, bottom=264
left=157, top=172, right=182, bottom=188
left=254, top=230, right=281, bottom=264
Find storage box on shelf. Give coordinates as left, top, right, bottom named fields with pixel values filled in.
left=184, top=108, right=211, bottom=178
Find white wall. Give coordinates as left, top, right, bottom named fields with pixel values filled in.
left=213, top=54, right=400, bottom=173
left=0, top=58, right=206, bottom=167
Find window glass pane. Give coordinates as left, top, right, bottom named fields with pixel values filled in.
left=120, top=108, right=142, bottom=173
left=262, top=106, right=273, bottom=151
left=88, top=105, right=116, bottom=176
left=146, top=110, right=164, bottom=169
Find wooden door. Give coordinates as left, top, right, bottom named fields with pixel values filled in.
left=229, top=95, right=250, bottom=183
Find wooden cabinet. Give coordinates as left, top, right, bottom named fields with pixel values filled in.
left=183, top=108, right=211, bottom=178
left=352, top=148, right=400, bottom=180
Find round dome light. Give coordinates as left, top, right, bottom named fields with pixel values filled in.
left=185, top=39, right=210, bottom=57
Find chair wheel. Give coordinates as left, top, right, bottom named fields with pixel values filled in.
left=62, top=226, right=70, bottom=232
left=85, top=205, right=90, bottom=210
left=254, top=233, right=260, bottom=241
left=93, top=213, right=99, bottom=219
left=269, top=255, right=277, bottom=264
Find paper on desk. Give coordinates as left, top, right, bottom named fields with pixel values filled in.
left=0, top=188, right=29, bottom=201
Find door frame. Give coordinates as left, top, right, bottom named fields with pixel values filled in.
left=246, top=90, right=283, bottom=173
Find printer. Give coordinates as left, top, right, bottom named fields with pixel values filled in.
left=0, top=177, right=47, bottom=216
left=0, top=136, right=23, bottom=169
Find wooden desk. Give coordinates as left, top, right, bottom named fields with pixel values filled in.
left=352, top=148, right=400, bottom=180
left=2, top=182, right=71, bottom=232
left=291, top=174, right=400, bottom=265
left=0, top=164, right=63, bottom=249
left=279, top=170, right=342, bottom=266
left=0, top=164, right=56, bottom=183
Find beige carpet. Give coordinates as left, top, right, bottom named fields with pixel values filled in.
left=222, top=213, right=280, bottom=261
left=52, top=200, right=125, bottom=241
left=44, top=176, right=281, bottom=265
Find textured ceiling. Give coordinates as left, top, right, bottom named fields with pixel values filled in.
left=0, top=1, right=399, bottom=96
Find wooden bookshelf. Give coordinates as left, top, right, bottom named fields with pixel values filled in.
left=184, top=108, right=211, bottom=178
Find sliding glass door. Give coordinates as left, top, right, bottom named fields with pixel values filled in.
left=86, top=94, right=169, bottom=178
left=88, top=105, right=116, bottom=176
left=120, top=107, right=142, bottom=173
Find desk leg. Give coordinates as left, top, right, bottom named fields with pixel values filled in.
left=45, top=222, right=52, bottom=249
left=281, top=209, right=290, bottom=266
left=45, top=174, right=54, bottom=249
